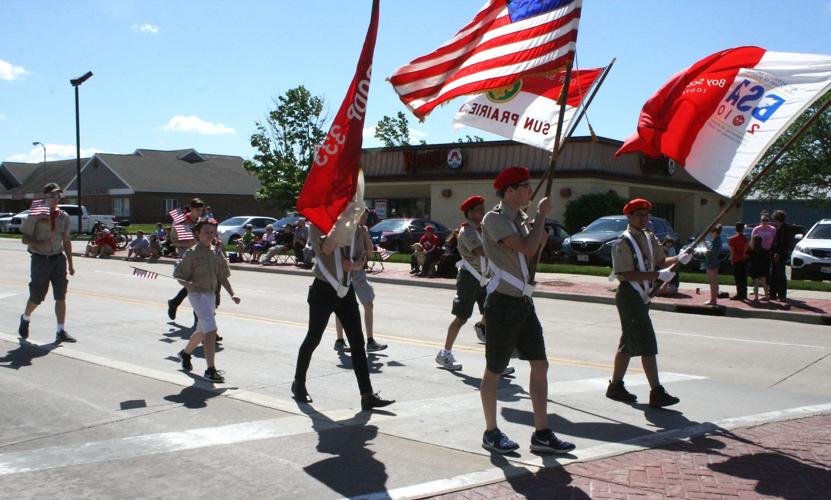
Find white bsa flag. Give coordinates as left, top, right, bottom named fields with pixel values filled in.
left=453, top=67, right=603, bottom=151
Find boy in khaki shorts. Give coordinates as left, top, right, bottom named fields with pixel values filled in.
left=174, top=218, right=240, bottom=383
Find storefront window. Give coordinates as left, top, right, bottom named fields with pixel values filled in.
left=368, top=198, right=431, bottom=219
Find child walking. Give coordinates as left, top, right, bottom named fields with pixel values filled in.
left=175, top=218, right=240, bottom=382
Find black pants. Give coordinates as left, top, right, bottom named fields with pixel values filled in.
left=770, top=259, right=788, bottom=299
left=419, top=250, right=439, bottom=276
left=733, top=261, right=748, bottom=299
left=294, top=279, right=372, bottom=395
left=170, top=287, right=188, bottom=307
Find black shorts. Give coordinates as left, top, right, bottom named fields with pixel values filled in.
left=451, top=269, right=486, bottom=320
left=483, top=292, right=546, bottom=373
left=28, top=253, right=68, bottom=305
left=615, top=283, right=658, bottom=357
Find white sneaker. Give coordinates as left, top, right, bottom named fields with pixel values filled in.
left=436, top=350, right=462, bottom=370
left=474, top=322, right=486, bottom=343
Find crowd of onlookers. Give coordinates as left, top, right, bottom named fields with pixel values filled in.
left=409, top=226, right=462, bottom=279
left=232, top=219, right=313, bottom=268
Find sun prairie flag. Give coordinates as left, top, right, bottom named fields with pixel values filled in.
left=390, top=0, right=582, bottom=120
left=616, top=46, right=831, bottom=197
left=296, top=0, right=379, bottom=237
left=453, top=67, right=602, bottom=151
left=29, top=198, right=50, bottom=216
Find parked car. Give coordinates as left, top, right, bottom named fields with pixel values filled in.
left=1, top=210, right=27, bottom=233
left=9, top=205, right=115, bottom=234
left=687, top=225, right=754, bottom=271
left=0, top=211, right=20, bottom=232
left=562, top=215, right=678, bottom=265
left=272, top=214, right=306, bottom=232
left=369, top=218, right=451, bottom=253
left=790, top=219, right=831, bottom=281
left=539, top=219, right=569, bottom=263
left=217, top=216, right=278, bottom=245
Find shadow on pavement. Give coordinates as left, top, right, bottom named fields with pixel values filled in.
left=488, top=454, right=590, bottom=499
left=0, top=340, right=59, bottom=370
left=162, top=374, right=235, bottom=409
left=162, top=321, right=195, bottom=341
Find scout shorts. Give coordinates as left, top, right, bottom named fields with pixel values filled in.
left=615, top=283, right=658, bottom=357
left=483, top=291, right=546, bottom=373
left=351, top=270, right=375, bottom=305
left=451, top=268, right=486, bottom=320
left=28, top=253, right=68, bottom=305
left=189, top=291, right=218, bottom=334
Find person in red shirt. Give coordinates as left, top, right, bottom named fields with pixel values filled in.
left=84, top=228, right=116, bottom=258
left=417, top=226, right=442, bottom=277
left=727, top=222, right=750, bottom=300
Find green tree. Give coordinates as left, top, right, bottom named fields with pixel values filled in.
left=563, top=191, right=628, bottom=234
left=374, top=111, right=411, bottom=147
left=244, top=86, right=327, bottom=210
left=751, top=92, right=831, bottom=199
left=457, top=135, right=484, bottom=143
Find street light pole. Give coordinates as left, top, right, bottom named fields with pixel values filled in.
left=70, top=71, right=92, bottom=234
left=32, top=141, right=46, bottom=164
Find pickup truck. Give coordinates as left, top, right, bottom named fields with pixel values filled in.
left=9, top=204, right=116, bottom=234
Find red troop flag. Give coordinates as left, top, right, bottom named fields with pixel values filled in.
left=390, top=0, right=582, bottom=120
left=296, top=0, right=380, bottom=234
left=616, top=46, right=831, bottom=196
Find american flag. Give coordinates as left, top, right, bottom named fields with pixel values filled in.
left=390, top=0, right=582, bottom=119
left=173, top=223, right=194, bottom=241
left=29, top=199, right=50, bottom=216
left=132, top=267, right=159, bottom=280
left=169, top=207, right=187, bottom=224
left=376, top=246, right=390, bottom=261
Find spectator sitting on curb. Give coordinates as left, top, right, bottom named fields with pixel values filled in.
left=153, top=222, right=167, bottom=241
left=252, top=224, right=277, bottom=262
left=85, top=228, right=116, bottom=258
left=126, top=230, right=151, bottom=261
left=148, top=234, right=163, bottom=260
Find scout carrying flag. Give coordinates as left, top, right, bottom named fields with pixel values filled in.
left=616, top=46, right=831, bottom=196
left=296, top=0, right=380, bottom=244
left=390, top=0, right=582, bottom=120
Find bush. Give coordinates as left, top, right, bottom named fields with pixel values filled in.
left=563, top=191, right=628, bottom=233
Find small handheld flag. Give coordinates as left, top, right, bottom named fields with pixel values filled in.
left=169, top=208, right=187, bottom=225
left=173, top=223, right=194, bottom=242
left=132, top=267, right=159, bottom=280
left=29, top=199, right=50, bottom=217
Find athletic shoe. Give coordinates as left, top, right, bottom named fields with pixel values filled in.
left=474, top=322, right=487, bottom=343
left=606, top=380, right=637, bottom=403
left=530, top=429, right=576, bottom=454
left=215, top=335, right=223, bottom=343
left=291, top=381, right=313, bottom=404
left=482, top=428, right=519, bottom=454
left=436, top=350, right=462, bottom=370
left=361, top=393, right=394, bottom=411
left=178, top=350, right=193, bottom=372
left=55, top=330, right=76, bottom=343
left=204, top=367, right=225, bottom=383
left=334, top=339, right=350, bottom=352
left=18, top=315, right=29, bottom=340
left=649, top=385, right=680, bottom=408
left=366, top=339, right=388, bottom=352
left=501, top=366, right=516, bottom=377
left=167, top=299, right=177, bottom=320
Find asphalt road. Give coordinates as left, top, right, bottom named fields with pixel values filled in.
left=0, top=239, right=829, bottom=499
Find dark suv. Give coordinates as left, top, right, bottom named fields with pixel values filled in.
left=562, top=215, right=679, bottom=265
left=369, top=218, right=451, bottom=253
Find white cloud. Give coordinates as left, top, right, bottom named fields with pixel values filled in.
left=161, top=115, right=235, bottom=135
left=6, top=143, right=105, bottom=163
left=132, top=23, right=160, bottom=34
left=0, top=59, right=29, bottom=81
left=409, top=129, right=428, bottom=142
left=363, top=125, right=377, bottom=140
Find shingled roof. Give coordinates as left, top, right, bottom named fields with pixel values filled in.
left=0, top=159, right=89, bottom=199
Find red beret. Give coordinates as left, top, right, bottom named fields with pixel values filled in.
left=460, top=195, right=485, bottom=213
left=493, top=166, right=530, bottom=190
left=623, top=198, right=653, bottom=215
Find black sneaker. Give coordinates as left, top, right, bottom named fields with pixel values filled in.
left=55, top=330, right=76, bottom=343
left=215, top=335, right=223, bottom=343
left=366, top=339, right=388, bottom=352
left=482, top=428, right=519, bottom=454
left=167, top=299, right=177, bottom=320
left=606, top=380, right=637, bottom=403
left=178, top=350, right=193, bottom=372
left=292, top=381, right=313, bottom=403
left=334, top=339, right=348, bottom=352
left=204, top=367, right=225, bottom=383
left=361, top=393, right=394, bottom=411
left=649, top=385, right=680, bottom=408
left=18, top=315, right=29, bottom=340
left=530, top=429, right=576, bottom=454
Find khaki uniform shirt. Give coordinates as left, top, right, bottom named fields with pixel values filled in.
left=310, top=225, right=353, bottom=284
left=482, top=203, right=530, bottom=298
left=20, top=210, right=70, bottom=256
left=173, top=243, right=231, bottom=293
left=612, top=225, right=665, bottom=281
left=458, top=219, right=485, bottom=274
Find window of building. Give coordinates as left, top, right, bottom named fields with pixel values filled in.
left=112, top=198, right=130, bottom=218
left=368, top=198, right=431, bottom=219
left=163, top=199, right=179, bottom=214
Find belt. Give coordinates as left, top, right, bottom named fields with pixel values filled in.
left=29, top=252, right=63, bottom=260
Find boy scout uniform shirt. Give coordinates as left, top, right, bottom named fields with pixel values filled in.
left=482, top=203, right=531, bottom=298
left=612, top=226, right=665, bottom=280
left=309, top=225, right=353, bottom=284
left=20, top=210, right=70, bottom=256
left=458, top=219, right=485, bottom=274
left=173, top=244, right=230, bottom=293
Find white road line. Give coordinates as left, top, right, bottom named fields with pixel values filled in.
left=363, top=402, right=831, bottom=500
left=658, top=330, right=827, bottom=349
left=0, top=293, right=18, bottom=300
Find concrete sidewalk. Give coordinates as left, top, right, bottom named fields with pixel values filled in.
left=433, top=414, right=831, bottom=499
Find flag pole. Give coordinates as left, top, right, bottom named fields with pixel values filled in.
left=130, top=266, right=193, bottom=284
left=649, top=93, right=831, bottom=297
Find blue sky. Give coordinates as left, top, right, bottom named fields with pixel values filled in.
left=2, top=0, right=830, bottom=163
